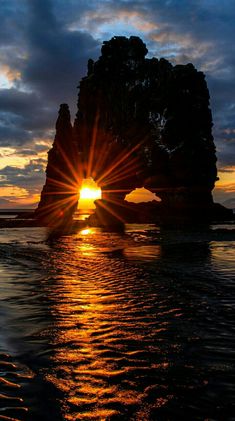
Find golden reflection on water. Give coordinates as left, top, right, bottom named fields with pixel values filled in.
left=80, top=228, right=93, bottom=236
left=210, top=241, right=235, bottom=266
left=44, top=232, right=173, bottom=420
left=124, top=244, right=162, bottom=260
left=38, top=229, right=235, bottom=420
left=1, top=227, right=234, bottom=420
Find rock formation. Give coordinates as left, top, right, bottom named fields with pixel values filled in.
left=36, top=36, right=231, bottom=227
left=35, top=104, right=79, bottom=226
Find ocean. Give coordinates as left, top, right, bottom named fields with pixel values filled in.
left=0, top=223, right=234, bottom=420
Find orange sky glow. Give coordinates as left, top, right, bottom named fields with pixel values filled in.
left=0, top=150, right=234, bottom=209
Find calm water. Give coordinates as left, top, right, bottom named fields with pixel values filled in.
left=0, top=225, right=234, bottom=420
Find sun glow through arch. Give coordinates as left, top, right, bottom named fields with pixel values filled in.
left=78, top=178, right=102, bottom=209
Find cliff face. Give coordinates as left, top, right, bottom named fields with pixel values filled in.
left=36, top=36, right=219, bottom=227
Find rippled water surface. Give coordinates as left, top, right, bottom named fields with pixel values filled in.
left=0, top=225, right=234, bottom=420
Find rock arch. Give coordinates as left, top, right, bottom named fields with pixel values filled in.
left=35, top=36, right=221, bottom=227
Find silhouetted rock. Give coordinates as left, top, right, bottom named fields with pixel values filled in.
left=35, top=104, right=79, bottom=226
left=211, top=203, right=234, bottom=221
left=73, top=36, right=217, bottom=227
left=87, top=200, right=234, bottom=227
left=36, top=36, right=230, bottom=228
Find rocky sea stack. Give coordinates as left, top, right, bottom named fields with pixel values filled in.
left=35, top=36, right=233, bottom=227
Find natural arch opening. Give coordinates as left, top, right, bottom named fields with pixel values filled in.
left=125, top=188, right=161, bottom=203
left=77, top=178, right=102, bottom=210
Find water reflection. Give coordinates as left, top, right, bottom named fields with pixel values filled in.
left=124, top=244, right=162, bottom=260
left=44, top=236, right=174, bottom=420
left=80, top=228, right=92, bottom=236
left=0, top=226, right=234, bottom=420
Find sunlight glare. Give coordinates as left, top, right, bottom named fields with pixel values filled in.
left=80, top=187, right=101, bottom=200
left=80, top=228, right=92, bottom=235
left=78, top=178, right=101, bottom=209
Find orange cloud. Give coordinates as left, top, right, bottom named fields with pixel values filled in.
left=0, top=185, right=28, bottom=198
left=70, top=9, right=157, bottom=34
left=0, top=64, right=21, bottom=88
left=11, top=193, right=40, bottom=206
left=149, top=30, right=218, bottom=72
left=150, top=30, right=194, bottom=47
left=0, top=142, right=49, bottom=170
left=214, top=167, right=235, bottom=192
left=0, top=147, right=29, bottom=169
left=214, top=183, right=235, bottom=193
left=0, top=185, right=40, bottom=208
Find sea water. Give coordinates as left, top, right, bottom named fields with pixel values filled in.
left=0, top=225, right=234, bottom=420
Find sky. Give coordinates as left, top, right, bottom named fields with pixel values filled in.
left=0, top=0, right=235, bottom=208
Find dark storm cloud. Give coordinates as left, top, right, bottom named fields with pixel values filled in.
left=0, top=89, right=54, bottom=139
left=23, top=0, right=99, bottom=107
left=0, top=0, right=99, bottom=149
left=0, top=1, right=26, bottom=45
left=0, top=89, right=40, bottom=115
left=0, top=88, right=55, bottom=145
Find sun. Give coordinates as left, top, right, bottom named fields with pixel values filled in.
left=78, top=178, right=101, bottom=209
left=80, top=187, right=101, bottom=200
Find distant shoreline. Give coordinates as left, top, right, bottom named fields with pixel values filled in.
left=0, top=209, right=94, bottom=215
left=0, top=209, right=93, bottom=228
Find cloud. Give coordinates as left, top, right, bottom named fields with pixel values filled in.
left=213, top=165, right=235, bottom=203
left=0, top=157, right=47, bottom=195
left=0, top=89, right=56, bottom=145
left=70, top=8, right=158, bottom=36
left=0, top=0, right=99, bottom=151
left=23, top=0, right=99, bottom=107
left=0, top=185, right=29, bottom=198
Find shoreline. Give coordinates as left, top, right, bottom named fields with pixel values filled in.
left=0, top=218, right=235, bottom=243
